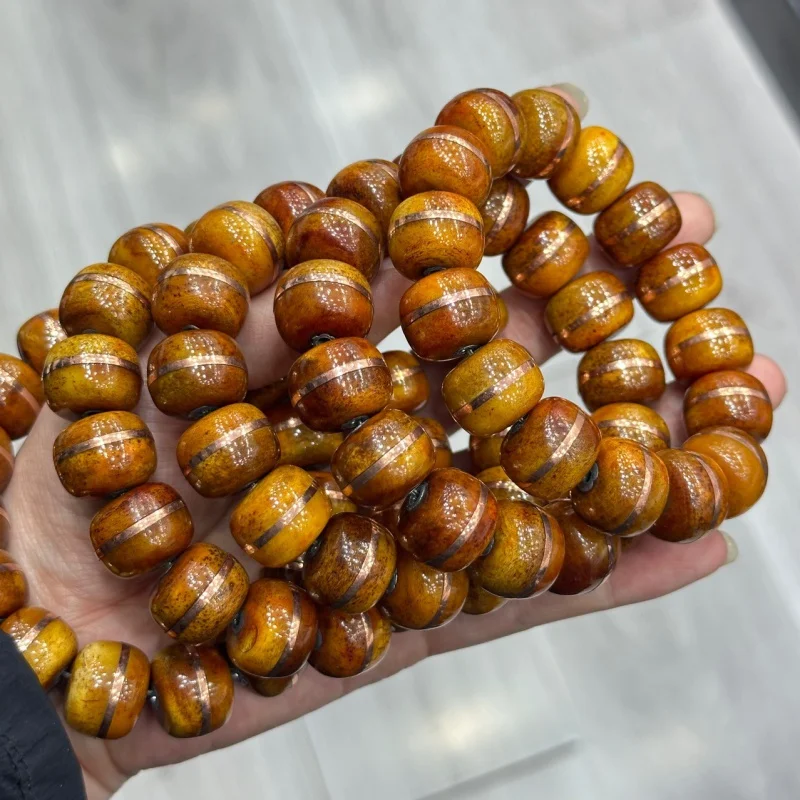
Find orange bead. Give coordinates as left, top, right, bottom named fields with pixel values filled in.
left=503, top=210, right=589, bottom=298
left=108, top=223, right=188, bottom=288
left=385, top=350, right=429, bottom=413
left=16, top=309, right=67, bottom=374
left=90, top=483, right=193, bottom=577
left=59, top=264, right=153, bottom=349
left=246, top=376, right=289, bottom=412
left=480, top=176, right=530, bottom=256
left=0, top=501, right=9, bottom=549
left=308, top=470, right=358, bottom=515
left=591, top=402, right=671, bottom=452
left=469, top=428, right=507, bottom=472
left=0, top=428, right=14, bottom=494
left=247, top=672, right=301, bottom=697
left=0, top=354, right=45, bottom=439
left=253, top=181, right=325, bottom=236
left=0, top=549, right=27, bottom=617
left=147, top=329, right=248, bottom=418
left=274, top=259, right=373, bottom=351
left=665, top=308, right=754, bottom=381
left=442, top=339, right=544, bottom=436
left=501, top=397, right=601, bottom=502
left=53, top=411, right=156, bottom=497
left=545, top=271, right=633, bottom=352
left=265, top=403, right=343, bottom=468
left=177, top=403, right=279, bottom=497
left=462, top=567, right=508, bottom=615
left=387, top=191, right=484, bottom=280
left=189, top=201, right=284, bottom=295
left=475, top=466, right=535, bottom=504
left=416, top=417, right=452, bottom=468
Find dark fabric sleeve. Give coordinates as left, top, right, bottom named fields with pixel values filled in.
left=0, top=631, right=86, bottom=800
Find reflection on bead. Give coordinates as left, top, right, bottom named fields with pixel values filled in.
left=480, top=176, right=530, bottom=255
left=0, top=549, right=27, bottom=617
left=247, top=672, right=301, bottom=697
left=416, top=417, right=452, bottom=468
left=476, top=466, right=536, bottom=504
left=0, top=429, right=14, bottom=494
left=266, top=403, right=344, bottom=468
left=0, top=501, right=9, bottom=549
left=469, top=428, right=508, bottom=472
left=308, top=471, right=358, bottom=515
left=108, top=223, right=188, bottom=288
left=384, top=350, right=429, bottom=413
left=253, top=181, right=325, bottom=236
left=16, top=309, right=67, bottom=374
left=0, top=353, right=45, bottom=439
left=462, top=567, right=508, bottom=615
left=591, top=402, right=670, bottom=452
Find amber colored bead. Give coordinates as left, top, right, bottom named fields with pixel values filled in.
left=503, top=211, right=589, bottom=298
left=0, top=429, right=14, bottom=494
left=683, top=426, right=767, bottom=518
left=480, top=176, right=530, bottom=256
left=302, top=513, right=397, bottom=612
left=42, top=334, right=142, bottom=415
left=385, top=351, right=429, bottom=413
left=578, top=338, right=666, bottom=411
left=16, top=309, right=67, bottom=374
left=591, top=402, right=671, bottom=452
left=684, top=370, right=772, bottom=441
left=0, top=549, right=27, bottom=618
left=230, top=465, right=331, bottom=567
left=247, top=672, right=300, bottom=697
left=594, top=182, right=682, bottom=267
left=89, top=483, right=193, bottom=577
left=469, top=428, right=507, bottom=472
left=331, top=409, right=435, bottom=509
left=1, top=607, right=78, bottom=689
left=497, top=294, right=509, bottom=331
left=286, top=197, right=383, bottom=282
left=501, top=397, right=601, bottom=502
left=177, top=403, right=279, bottom=498
left=147, top=329, right=248, bottom=418
left=511, top=88, right=580, bottom=180
left=246, top=376, right=288, bottom=412
left=400, top=268, right=500, bottom=361
left=650, top=449, right=728, bottom=543
left=227, top=578, right=317, bottom=677
left=547, top=500, right=620, bottom=595
left=266, top=403, right=343, bottom=468
left=635, top=243, right=722, bottom=322
left=152, top=253, right=250, bottom=337
left=416, top=417, right=452, bottom=468
left=665, top=308, right=754, bottom=381
left=64, top=641, right=150, bottom=739
left=274, top=260, right=373, bottom=352
left=108, top=223, right=188, bottom=288
left=0, top=354, right=45, bottom=439
left=476, top=466, right=535, bottom=504
left=150, top=643, right=233, bottom=737
left=545, top=271, right=633, bottom=353
left=396, top=468, right=497, bottom=572
left=59, top=264, right=153, bottom=350
left=254, top=181, right=325, bottom=236
left=310, top=606, right=392, bottom=678
left=381, top=550, right=468, bottom=630
left=309, top=471, right=358, bottom=515
left=442, top=339, right=544, bottom=436
left=387, top=191, right=485, bottom=280
left=53, top=411, right=156, bottom=497
left=0, top=501, right=9, bottom=549
left=189, top=201, right=284, bottom=295
left=462, top=568, right=508, bottom=615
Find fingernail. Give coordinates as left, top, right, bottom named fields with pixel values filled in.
left=722, top=532, right=738, bottom=565
left=549, top=83, right=589, bottom=119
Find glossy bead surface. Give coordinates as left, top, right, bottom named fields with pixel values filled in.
left=547, top=500, right=620, bottom=595
left=442, top=339, right=544, bottom=436
left=266, top=403, right=343, bottom=468
left=253, top=181, right=325, bottom=236
left=578, top=338, right=666, bottom=411
left=1, top=607, right=78, bottom=689
left=397, top=468, right=497, bottom=571
left=416, top=417, right=452, bottom=468
left=274, top=259, right=373, bottom=351
left=684, top=370, right=772, bottom=441
left=53, top=411, right=156, bottom=497
left=188, top=201, right=284, bottom=295
left=635, top=243, right=722, bottom=322
left=59, top=263, right=153, bottom=349
left=503, top=210, right=589, bottom=298
left=331, top=409, right=435, bottom=509
left=247, top=672, right=300, bottom=697
left=147, top=330, right=248, bottom=418
left=16, top=309, right=66, bottom=374
left=476, top=466, right=535, bottom=503
left=650, top=449, right=728, bottom=543
left=302, top=513, right=396, bottom=612
left=0, top=502, right=9, bottom=549
left=594, top=182, right=682, bottom=267
left=501, top=397, right=601, bottom=502
left=108, top=223, right=188, bottom=288
left=90, top=483, right=193, bottom=577
left=0, top=354, right=45, bottom=439
left=545, top=271, right=633, bottom=352
left=309, top=471, right=358, bottom=515
left=683, top=426, right=767, bottom=518
left=150, top=643, right=233, bottom=737
left=246, top=377, right=289, bottom=412
left=42, top=334, right=142, bottom=415
left=571, top=438, right=669, bottom=536
left=473, top=500, right=564, bottom=598
left=469, top=428, right=507, bottom=472
left=152, top=253, right=249, bottom=337
left=400, top=268, right=500, bottom=361
left=511, top=88, right=580, bottom=179
left=0, top=549, right=27, bottom=618
left=286, top=197, right=383, bottom=282
left=64, top=641, right=150, bottom=739
left=548, top=126, right=634, bottom=214
left=665, top=308, right=754, bottom=381
left=591, top=402, right=670, bottom=452
left=381, top=550, right=468, bottom=630
left=150, top=542, right=249, bottom=644
left=288, top=337, right=391, bottom=431
left=480, top=176, right=530, bottom=255
left=0, top=429, right=14, bottom=494
left=226, top=578, right=317, bottom=677
left=230, top=465, right=331, bottom=567
left=385, top=350, right=429, bottom=413
left=177, top=403, right=279, bottom=498
left=462, top=567, right=508, bottom=615
left=387, top=191, right=484, bottom=280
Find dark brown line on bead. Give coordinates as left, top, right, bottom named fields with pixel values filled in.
left=15, top=613, right=57, bottom=654
left=579, top=358, right=663, bottom=385
left=511, top=221, right=577, bottom=282
left=43, top=354, right=141, bottom=378
left=188, top=646, right=212, bottom=736
left=246, top=484, right=318, bottom=553
left=485, top=179, right=516, bottom=243
left=519, top=511, right=554, bottom=597
left=359, top=613, right=375, bottom=674
left=148, top=355, right=246, bottom=386
left=388, top=209, right=482, bottom=238
left=55, top=428, right=152, bottom=464
left=168, top=556, right=235, bottom=637
left=185, top=418, right=272, bottom=473
left=291, top=358, right=385, bottom=404
left=69, top=273, right=150, bottom=308
left=97, top=643, right=130, bottom=738
left=712, top=428, right=768, bottom=475
left=142, top=224, right=183, bottom=254
left=564, top=141, right=627, bottom=209
left=695, top=454, right=724, bottom=528
left=410, top=130, right=491, bottom=171
left=313, top=205, right=380, bottom=247
left=426, top=576, right=453, bottom=629
left=342, top=427, right=425, bottom=496
left=602, top=197, right=676, bottom=247
left=0, top=368, right=41, bottom=415
left=274, top=272, right=370, bottom=301
left=402, top=287, right=495, bottom=327
left=220, top=204, right=281, bottom=267
left=270, top=587, right=302, bottom=676
left=427, top=483, right=488, bottom=568
left=271, top=415, right=303, bottom=433
left=526, top=412, right=586, bottom=484
left=639, top=257, right=715, bottom=302
left=596, top=418, right=669, bottom=445
left=96, top=499, right=185, bottom=558
left=453, top=358, right=537, bottom=422
left=558, top=291, right=630, bottom=339
left=332, top=530, right=378, bottom=609
left=159, top=265, right=248, bottom=299
left=685, top=386, right=769, bottom=408
left=610, top=449, right=654, bottom=535
left=670, top=326, right=750, bottom=357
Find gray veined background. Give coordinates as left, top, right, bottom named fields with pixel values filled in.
left=2, top=1, right=800, bottom=798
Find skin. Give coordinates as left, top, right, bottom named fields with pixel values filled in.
left=1, top=88, right=788, bottom=798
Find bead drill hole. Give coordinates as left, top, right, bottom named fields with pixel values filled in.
left=315, top=628, right=323, bottom=651
left=421, top=266, right=446, bottom=276
left=404, top=480, right=429, bottom=512
left=577, top=462, right=599, bottom=493
left=305, top=537, right=322, bottom=561
left=310, top=333, right=335, bottom=347
left=508, top=415, right=527, bottom=437
left=386, top=568, right=399, bottom=596
left=230, top=611, right=244, bottom=634
left=482, top=537, right=495, bottom=558
left=455, top=345, right=481, bottom=358
left=188, top=405, right=218, bottom=421
left=342, top=415, right=369, bottom=433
